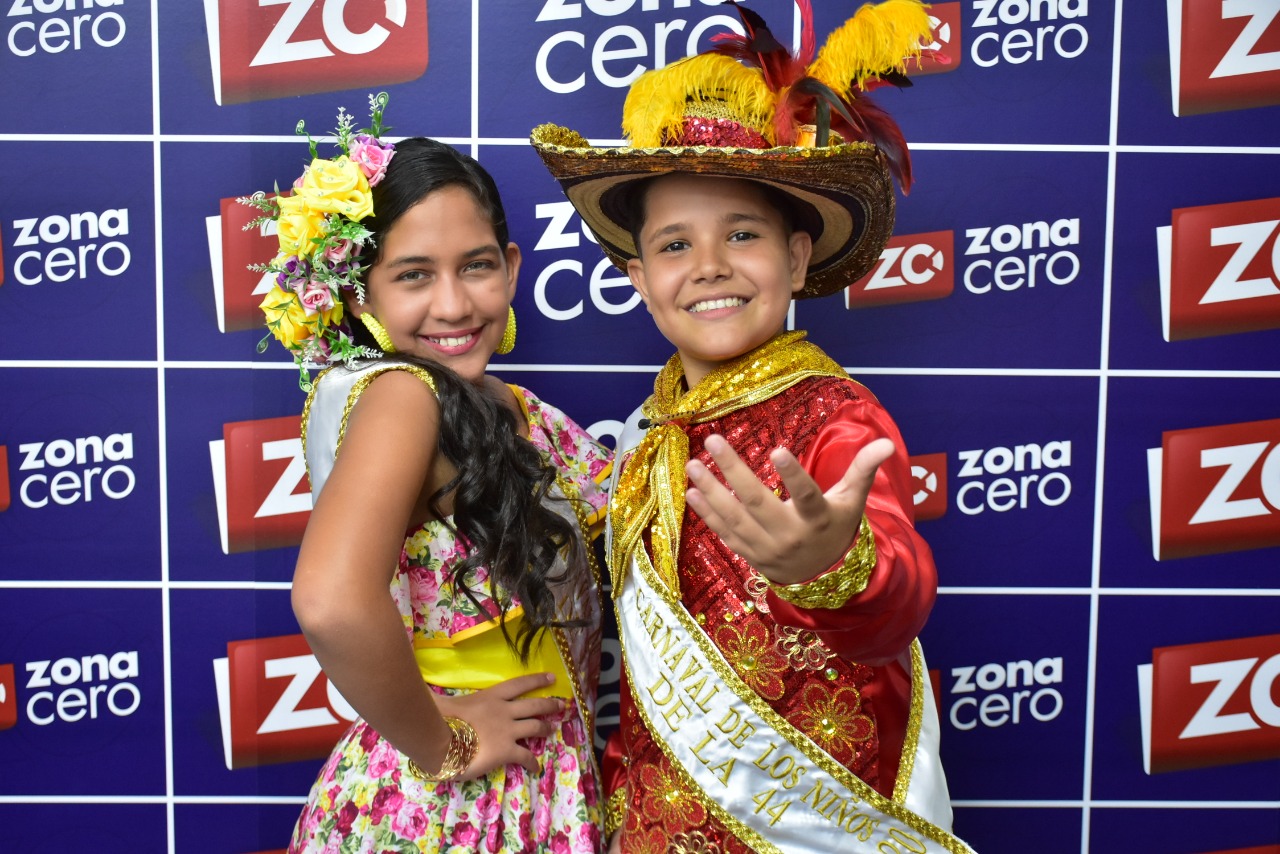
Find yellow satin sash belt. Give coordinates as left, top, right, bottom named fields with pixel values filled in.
left=412, top=607, right=572, bottom=698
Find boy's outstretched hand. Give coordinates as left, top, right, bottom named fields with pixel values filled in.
left=684, top=433, right=895, bottom=586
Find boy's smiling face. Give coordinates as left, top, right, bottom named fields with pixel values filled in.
left=626, top=174, right=812, bottom=389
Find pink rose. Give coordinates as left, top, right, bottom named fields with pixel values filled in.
left=323, top=238, right=355, bottom=265
left=369, top=785, right=404, bottom=823
left=451, top=821, right=480, bottom=847
left=391, top=802, right=429, bottom=838
left=349, top=136, right=395, bottom=186
left=367, top=740, right=399, bottom=777
left=535, top=801, right=552, bottom=838
left=577, top=822, right=601, bottom=848
left=335, top=801, right=358, bottom=835
left=550, top=830, right=571, bottom=854
left=474, top=789, right=500, bottom=823
left=300, top=282, right=335, bottom=315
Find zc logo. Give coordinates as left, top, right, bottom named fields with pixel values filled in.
left=911, top=1, right=961, bottom=75
left=1147, top=417, right=1280, bottom=561
left=0, top=663, right=16, bottom=730
left=1138, top=633, right=1280, bottom=774
left=909, top=452, right=948, bottom=522
left=203, top=0, right=429, bottom=106
left=209, top=415, right=311, bottom=554
left=845, top=231, right=954, bottom=309
left=1156, top=196, right=1280, bottom=341
left=213, top=633, right=354, bottom=769
left=1168, top=0, right=1280, bottom=116
left=207, top=195, right=280, bottom=334
left=0, top=445, right=9, bottom=512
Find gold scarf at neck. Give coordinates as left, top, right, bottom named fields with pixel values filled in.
left=609, top=331, right=848, bottom=595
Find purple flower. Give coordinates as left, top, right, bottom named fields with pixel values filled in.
left=276, top=256, right=310, bottom=292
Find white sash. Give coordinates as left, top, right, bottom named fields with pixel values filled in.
left=611, top=411, right=975, bottom=854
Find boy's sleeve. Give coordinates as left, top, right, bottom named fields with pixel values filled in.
left=763, top=395, right=937, bottom=666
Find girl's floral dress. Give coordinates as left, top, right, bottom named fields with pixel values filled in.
left=290, top=365, right=612, bottom=854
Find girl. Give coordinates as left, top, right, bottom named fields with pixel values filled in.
left=252, top=100, right=610, bottom=853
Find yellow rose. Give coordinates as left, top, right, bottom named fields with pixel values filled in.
left=260, top=284, right=321, bottom=350
left=275, top=194, right=326, bottom=257
left=298, top=156, right=374, bottom=221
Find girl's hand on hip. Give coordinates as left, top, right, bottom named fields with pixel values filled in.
left=432, top=672, right=564, bottom=780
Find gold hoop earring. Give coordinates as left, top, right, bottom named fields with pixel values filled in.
left=360, top=313, right=397, bottom=354
left=496, top=306, right=517, bottom=355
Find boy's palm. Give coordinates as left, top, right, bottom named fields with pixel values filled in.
left=685, top=434, right=894, bottom=586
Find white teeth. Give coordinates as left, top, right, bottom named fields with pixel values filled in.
left=688, top=297, right=745, bottom=313
left=430, top=334, right=473, bottom=347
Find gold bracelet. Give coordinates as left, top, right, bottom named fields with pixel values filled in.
left=405, top=716, right=478, bottom=783
left=767, top=515, right=877, bottom=610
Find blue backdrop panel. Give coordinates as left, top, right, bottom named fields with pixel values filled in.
left=1088, top=807, right=1280, bottom=854
left=0, top=588, right=165, bottom=796
left=951, top=806, right=1083, bottom=854
left=795, top=148, right=1109, bottom=370
left=170, top=588, right=327, bottom=798
left=1091, top=594, right=1280, bottom=803
left=869, top=373, right=1098, bottom=589
left=155, top=2, right=473, bottom=139
left=921, top=593, right=1091, bottom=802
left=0, top=142, right=157, bottom=362
left=1109, top=152, right=1280, bottom=371
left=175, top=803, right=301, bottom=854
left=1100, top=376, right=1279, bottom=589
left=164, top=368, right=311, bottom=584
left=0, top=3, right=152, bottom=135
left=0, top=369, right=160, bottom=582
left=814, top=1, right=1114, bottom=146
left=0, top=803, right=169, bottom=852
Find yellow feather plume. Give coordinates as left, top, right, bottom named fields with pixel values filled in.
left=622, top=53, right=776, bottom=147
left=807, top=0, right=933, bottom=98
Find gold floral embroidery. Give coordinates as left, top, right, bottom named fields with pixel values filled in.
left=714, top=619, right=787, bottom=700
left=668, top=830, right=722, bottom=853
left=605, top=786, right=628, bottom=838
left=743, top=571, right=773, bottom=615
left=776, top=625, right=835, bottom=671
left=638, top=762, right=705, bottom=830
left=767, top=515, right=876, bottom=609
left=795, top=682, right=874, bottom=758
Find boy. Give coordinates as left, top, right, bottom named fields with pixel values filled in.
left=533, top=2, right=973, bottom=851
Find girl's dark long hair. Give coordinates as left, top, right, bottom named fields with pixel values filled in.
left=349, top=137, right=584, bottom=660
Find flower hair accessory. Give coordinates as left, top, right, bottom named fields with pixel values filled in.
left=241, top=92, right=396, bottom=390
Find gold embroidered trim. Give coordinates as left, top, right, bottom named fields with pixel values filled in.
left=766, top=515, right=876, bottom=609
left=609, top=331, right=848, bottom=596
left=893, top=639, right=926, bottom=804
left=623, top=545, right=972, bottom=852
left=604, top=786, right=628, bottom=838
left=334, top=363, right=439, bottom=459
left=669, top=829, right=723, bottom=854
left=298, top=364, right=335, bottom=486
